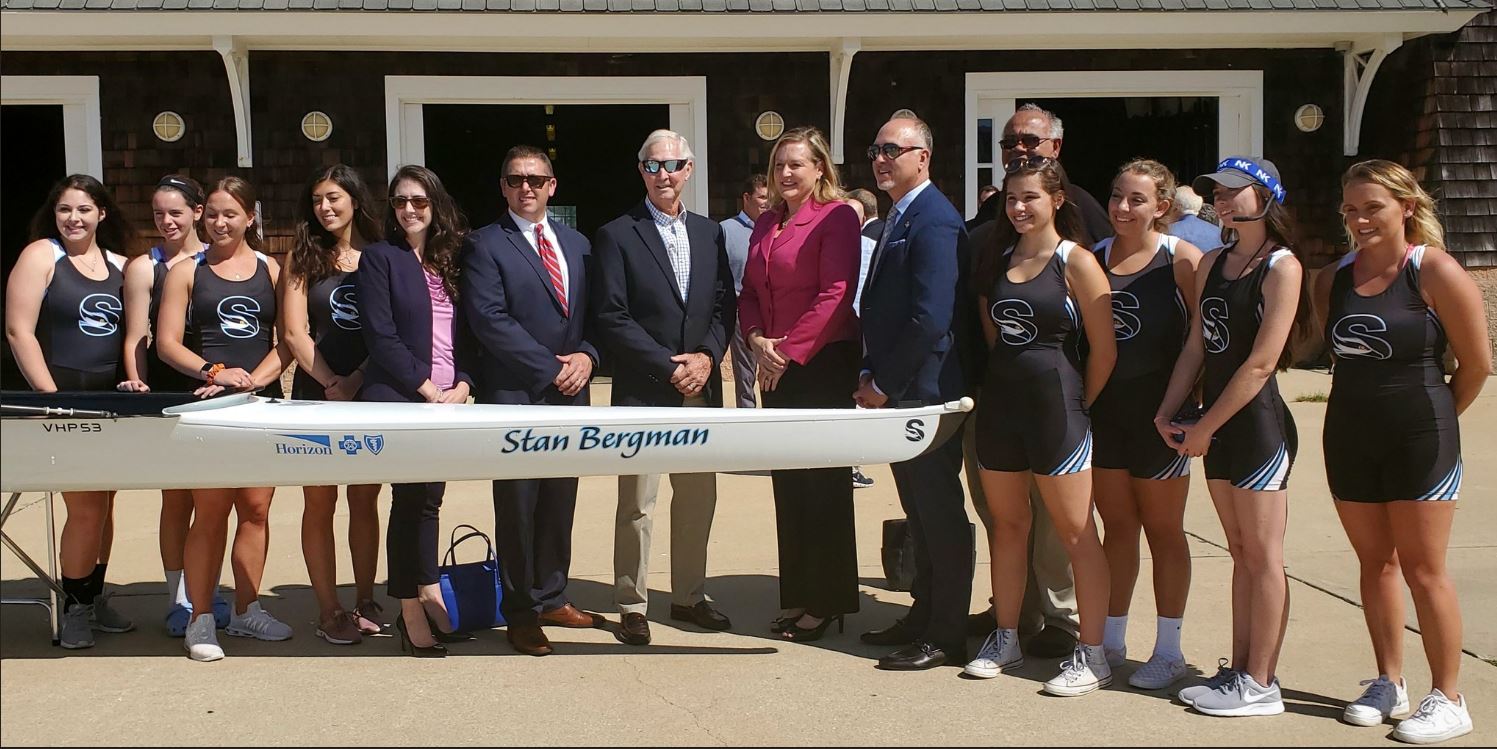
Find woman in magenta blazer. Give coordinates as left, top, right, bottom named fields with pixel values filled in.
left=738, top=126, right=863, bottom=642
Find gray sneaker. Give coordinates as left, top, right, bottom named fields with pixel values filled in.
left=1177, top=658, right=1237, bottom=706
left=1193, top=672, right=1286, bottom=717
left=60, top=603, right=96, bottom=650
left=88, top=592, right=135, bottom=633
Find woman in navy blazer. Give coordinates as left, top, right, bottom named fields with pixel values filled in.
left=356, top=165, right=472, bottom=656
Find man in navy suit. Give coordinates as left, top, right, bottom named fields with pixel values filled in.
left=592, top=130, right=736, bottom=646
left=461, top=145, right=603, bottom=656
left=854, top=116, right=975, bottom=670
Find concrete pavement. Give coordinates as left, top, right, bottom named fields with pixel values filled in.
left=2, top=370, right=1493, bottom=745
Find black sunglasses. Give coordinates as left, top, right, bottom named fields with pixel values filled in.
left=1003, top=154, right=1055, bottom=174
left=867, top=143, right=925, bottom=161
left=503, top=174, right=553, bottom=189
left=998, top=134, right=1055, bottom=151
left=642, top=159, right=690, bottom=174
left=389, top=195, right=431, bottom=210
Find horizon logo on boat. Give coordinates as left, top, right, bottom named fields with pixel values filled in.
left=275, top=433, right=333, bottom=455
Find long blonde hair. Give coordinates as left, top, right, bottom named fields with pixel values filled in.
left=1340, top=159, right=1445, bottom=249
left=766, top=126, right=844, bottom=210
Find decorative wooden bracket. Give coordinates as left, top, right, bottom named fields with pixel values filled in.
left=830, top=37, right=861, bottom=165
left=213, top=35, right=253, bottom=168
left=1342, top=33, right=1403, bottom=156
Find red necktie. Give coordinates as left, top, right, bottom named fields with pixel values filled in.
left=535, top=224, right=568, bottom=316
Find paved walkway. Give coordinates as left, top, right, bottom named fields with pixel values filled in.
left=2, top=370, right=1493, bottom=745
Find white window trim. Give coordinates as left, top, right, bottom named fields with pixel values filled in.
left=0, top=75, right=103, bottom=178
left=385, top=76, right=709, bottom=215
left=964, top=70, right=1264, bottom=218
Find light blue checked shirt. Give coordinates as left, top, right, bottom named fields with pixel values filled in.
left=646, top=199, right=691, bottom=304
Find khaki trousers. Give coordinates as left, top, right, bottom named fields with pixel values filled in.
left=963, top=420, right=1079, bottom=635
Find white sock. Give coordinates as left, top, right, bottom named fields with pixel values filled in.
left=165, top=569, right=189, bottom=607
left=1154, top=616, right=1184, bottom=660
left=1103, top=615, right=1128, bottom=653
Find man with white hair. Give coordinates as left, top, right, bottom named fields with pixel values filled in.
left=592, top=129, right=737, bottom=646
left=1168, top=184, right=1224, bottom=252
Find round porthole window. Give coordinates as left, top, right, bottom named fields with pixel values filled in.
left=755, top=111, right=785, bottom=142
left=152, top=111, right=185, bottom=143
left=1294, top=104, right=1325, bottom=133
left=301, top=111, right=333, bottom=142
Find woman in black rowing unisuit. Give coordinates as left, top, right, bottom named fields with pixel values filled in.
left=1316, top=159, right=1488, bottom=743
left=281, top=164, right=386, bottom=647
left=157, top=176, right=292, bottom=662
left=4, top=174, right=136, bottom=649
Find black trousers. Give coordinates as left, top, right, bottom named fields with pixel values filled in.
left=760, top=340, right=860, bottom=617
left=891, top=427, right=972, bottom=656
left=386, top=482, right=445, bottom=600
left=492, top=477, right=578, bottom=624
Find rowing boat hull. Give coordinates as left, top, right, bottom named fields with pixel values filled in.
left=1, top=395, right=972, bottom=492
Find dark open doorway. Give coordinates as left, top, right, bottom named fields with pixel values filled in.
left=422, top=104, right=671, bottom=240
left=2, top=104, right=69, bottom=388
left=1028, top=97, right=1219, bottom=208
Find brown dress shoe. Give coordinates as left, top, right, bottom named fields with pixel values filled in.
left=507, top=623, right=553, bottom=656
left=537, top=603, right=604, bottom=629
left=615, top=612, right=651, bottom=646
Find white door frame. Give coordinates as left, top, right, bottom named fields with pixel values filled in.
left=1, top=75, right=104, bottom=179
left=385, top=75, right=710, bottom=214
left=964, top=70, right=1264, bottom=217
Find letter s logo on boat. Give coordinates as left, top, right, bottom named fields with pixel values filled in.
left=218, top=296, right=261, bottom=339
left=78, top=293, right=123, bottom=337
left=905, top=419, right=925, bottom=442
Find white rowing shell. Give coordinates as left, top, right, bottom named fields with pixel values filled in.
left=1, top=395, right=973, bottom=492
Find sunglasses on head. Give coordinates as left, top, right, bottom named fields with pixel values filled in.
left=503, top=174, right=553, bottom=190
left=1003, top=154, right=1055, bottom=174
left=867, top=143, right=925, bottom=161
left=390, top=195, right=431, bottom=210
left=641, top=159, right=690, bottom=174
left=998, top=134, right=1055, bottom=151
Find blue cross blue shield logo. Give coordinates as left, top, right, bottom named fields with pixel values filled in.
left=363, top=434, right=385, bottom=455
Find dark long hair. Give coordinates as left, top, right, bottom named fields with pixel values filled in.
left=291, top=164, right=382, bottom=286
left=974, top=160, right=1087, bottom=294
left=29, top=174, right=136, bottom=253
left=1223, top=184, right=1313, bottom=370
left=386, top=165, right=467, bottom=299
left=206, top=176, right=263, bottom=252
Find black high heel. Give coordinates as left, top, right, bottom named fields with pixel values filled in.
left=395, top=613, right=448, bottom=658
left=781, top=613, right=845, bottom=643
left=427, top=614, right=474, bottom=643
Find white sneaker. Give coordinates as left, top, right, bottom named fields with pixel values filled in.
left=1344, top=675, right=1410, bottom=726
left=964, top=629, right=1024, bottom=679
left=1392, top=690, right=1473, bottom=744
left=1178, top=658, right=1237, bottom=706
left=225, top=601, right=293, bottom=641
left=184, top=614, right=224, bottom=662
left=1042, top=645, right=1113, bottom=697
left=1105, top=645, right=1127, bottom=668
left=1193, top=672, right=1285, bottom=717
left=1129, top=652, right=1189, bottom=690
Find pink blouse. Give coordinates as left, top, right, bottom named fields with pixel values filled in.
left=425, top=267, right=455, bottom=390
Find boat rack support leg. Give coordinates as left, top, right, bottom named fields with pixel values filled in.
left=0, top=491, right=64, bottom=645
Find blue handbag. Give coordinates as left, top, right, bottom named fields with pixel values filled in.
left=438, top=524, right=506, bottom=631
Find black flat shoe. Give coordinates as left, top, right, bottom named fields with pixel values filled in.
left=670, top=601, right=732, bottom=631
left=860, top=619, right=917, bottom=647
left=781, top=614, right=844, bottom=643
left=876, top=641, right=954, bottom=671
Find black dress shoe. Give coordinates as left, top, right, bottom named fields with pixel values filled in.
left=876, top=641, right=957, bottom=671
left=669, top=601, right=731, bottom=631
left=615, top=612, right=651, bottom=646
left=967, top=608, right=998, bottom=637
left=1025, top=626, right=1077, bottom=658
left=860, top=619, right=917, bottom=647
